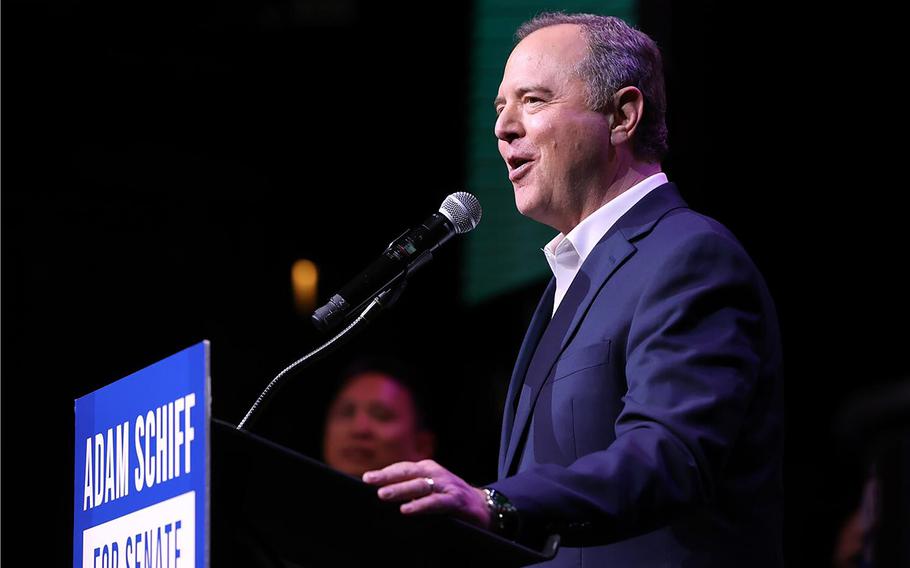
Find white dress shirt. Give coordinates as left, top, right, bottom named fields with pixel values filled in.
left=543, top=173, right=669, bottom=316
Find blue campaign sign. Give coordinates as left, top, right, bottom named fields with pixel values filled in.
left=74, top=341, right=210, bottom=568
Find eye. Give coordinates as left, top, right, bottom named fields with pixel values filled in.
left=330, top=402, right=355, bottom=419
left=369, top=404, right=396, bottom=422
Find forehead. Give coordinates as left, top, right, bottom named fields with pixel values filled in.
left=336, top=373, right=414, bottom=408
left=502, top=24, right=588, bottom=85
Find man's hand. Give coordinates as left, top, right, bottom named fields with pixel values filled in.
left=362, top=459, right=491, bottom=530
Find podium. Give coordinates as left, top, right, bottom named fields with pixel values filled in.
left=212, top=418, right=558, bottom=567
left=73, top=343, right=558, bottom=567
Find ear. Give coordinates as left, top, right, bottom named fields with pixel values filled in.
left=414, top=430, right=436, bottom=460
left=609, top=86, right=645, bottom=148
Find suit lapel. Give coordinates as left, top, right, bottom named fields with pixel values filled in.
left=501, top=234, right=636, bottom=475
left=498, top=279, right=555, bottom=478
left=500, top=183, right=689, bottom=476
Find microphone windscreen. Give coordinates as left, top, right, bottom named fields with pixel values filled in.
left=440, top=192, right=482, bottom=234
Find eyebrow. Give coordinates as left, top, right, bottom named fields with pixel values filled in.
left=493, top=85, right=555, bottom=109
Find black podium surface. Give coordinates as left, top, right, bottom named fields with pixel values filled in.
left=211, top=419, right=558, bottom=567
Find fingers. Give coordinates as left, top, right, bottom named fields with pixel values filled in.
left=360, top=460, right=483, bottom=523
left=362, top=459, right=438, bottom=485
left=376, top=476, right=435, bottom=503
left=400, top=492, right=450, bottom=514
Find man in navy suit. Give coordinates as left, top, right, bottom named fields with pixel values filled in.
left=363, top=13, right=783, bottom=567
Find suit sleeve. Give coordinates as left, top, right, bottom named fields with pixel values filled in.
left=488, top=228, right=773, bottom=545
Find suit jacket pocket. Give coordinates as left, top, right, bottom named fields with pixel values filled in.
left=551, top=340, right=612, bottom=383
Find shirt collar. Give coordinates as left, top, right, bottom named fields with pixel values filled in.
left=543, top=172, right=668, bottom=271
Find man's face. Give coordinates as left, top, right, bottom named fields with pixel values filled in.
left=323, top=373, right=429, bottom=477
left=494, top=24, right=614, bottom=233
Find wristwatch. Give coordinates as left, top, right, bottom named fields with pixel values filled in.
left=482, top=487, right=520, bottom=538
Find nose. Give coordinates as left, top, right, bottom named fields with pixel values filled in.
left=350, top=410, right=374, bottom=436
left=494, top=103, right=523, bottom=143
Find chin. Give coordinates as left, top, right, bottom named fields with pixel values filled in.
left=513, top=189, right=540, bottom=218
left=515, top=200, right=550, bottom=227
left=513, top=182, right=554, bottom=221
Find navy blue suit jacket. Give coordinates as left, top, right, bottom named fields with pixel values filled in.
left=489, top=184, right=784, bottom=567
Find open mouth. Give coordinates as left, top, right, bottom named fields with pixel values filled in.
left=508, top=156, right=534, bottom=181
left=341, top=447, right=376, bottom=461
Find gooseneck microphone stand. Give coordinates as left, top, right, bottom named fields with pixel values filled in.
left=236, top=281, right=406, bottom=432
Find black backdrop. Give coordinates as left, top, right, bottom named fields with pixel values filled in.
left=3, top=1, right=907, bottom=565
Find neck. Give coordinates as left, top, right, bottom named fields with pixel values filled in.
left=602, top=160, right=662, bottom=205
left=561, top=160, right=662, bottom=234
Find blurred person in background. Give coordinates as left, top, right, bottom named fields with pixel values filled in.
left=322, top=359, right=436, bottom=478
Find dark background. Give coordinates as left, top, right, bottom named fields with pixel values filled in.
left=2, top=1, right=907, bottom=565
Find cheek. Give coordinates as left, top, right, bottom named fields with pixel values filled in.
left=322, top=426, right=341, bottom=458
left=535, top=123, right=564, bottom=163
left=324, top=419, right=345, bottom=440
left=498, top=140, right=510, bottom=161
left=375, top=424, right=414, bottom=450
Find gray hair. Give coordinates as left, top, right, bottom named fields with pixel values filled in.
left=516, top=13, right=669, bottom=163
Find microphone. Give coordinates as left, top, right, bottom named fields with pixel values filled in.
left=312, top=192, right=482, bottom=332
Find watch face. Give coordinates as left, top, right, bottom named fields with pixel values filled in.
left=483, top=489, right=519, bottom=537
left=487, top=489, right=511, bottom=507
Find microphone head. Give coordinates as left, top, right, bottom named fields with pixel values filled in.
left=439, top=192, right=482, bottom=234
